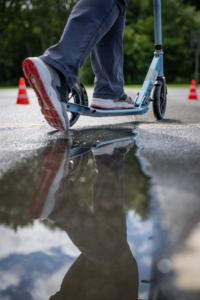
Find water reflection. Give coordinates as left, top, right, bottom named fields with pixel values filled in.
left=1, top=127, right=200, bottom=299
left=29, top=133, right=139, bottom=299
left=0, top=128, right=151, bottom=300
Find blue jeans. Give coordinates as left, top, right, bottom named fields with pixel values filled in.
left=40, top=0, right=129, bottom=99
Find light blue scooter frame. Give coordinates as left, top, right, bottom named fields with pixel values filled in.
left=67, top=0, right=164, bottom=118
left=70, top=135, right=135, bottom=158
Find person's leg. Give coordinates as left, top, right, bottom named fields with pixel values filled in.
left=22, top=0, right=126, bottom=131
left=91, top=11, right=125, bottom=99
left=40, top=0, right=125, bottom=90
left=90, top=10, right=134, bottom=109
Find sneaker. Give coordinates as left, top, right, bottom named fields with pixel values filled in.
left=22, top=57, right=69, bottom=132
left=90, top=94, right=134, bottom=110
left=29, top=141, right=70, bottom=219
left=93, top=139, right=134, bottom=156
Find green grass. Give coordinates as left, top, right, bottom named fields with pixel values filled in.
left=0, top=83, right=192, bottom=89
left=125, top=84, right=191, bottom=88
left=0, top=86, right=18, bottom=89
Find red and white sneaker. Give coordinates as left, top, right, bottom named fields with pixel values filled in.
left=22, top=57, right=69, bottom=132
left=29, top=141, right=70, bottom=219
left=90, top=94, right=134, bottom=110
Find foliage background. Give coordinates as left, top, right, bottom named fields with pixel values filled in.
left=0, top=0, right=200, bottom=86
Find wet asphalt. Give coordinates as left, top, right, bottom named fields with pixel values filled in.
left=134, top=88, right=200, bottom=299
left=0, top=87, right=200, bottom=299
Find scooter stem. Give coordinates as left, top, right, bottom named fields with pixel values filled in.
left=153, top=0, right=163, bottom=50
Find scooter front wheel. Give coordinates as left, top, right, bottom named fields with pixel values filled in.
left=152, top=82, right=167, bottom=120
left=68, top=81, right=89, bottom=127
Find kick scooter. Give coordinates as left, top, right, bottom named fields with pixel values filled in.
left=67, top=0, right=167, bottom=127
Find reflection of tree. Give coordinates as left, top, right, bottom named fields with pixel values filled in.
left=0, top=151, right=46, bottom=231
left=0, top=141, right=150, bottom=230
left=124, top=145, right=149, bottom=219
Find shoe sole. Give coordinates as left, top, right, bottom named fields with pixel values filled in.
left=22, top=58, right=67, bottom=132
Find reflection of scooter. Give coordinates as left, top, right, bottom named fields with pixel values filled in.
left=69, top=128, right=136, bottom=179
left=29, top=130, right=139, bottom=300
left=29, top=129, right=136, bottom=219
left=67, top=0, right=167, bottom=127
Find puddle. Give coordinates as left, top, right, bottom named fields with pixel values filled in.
left=1, top=127, right=199, bottom=299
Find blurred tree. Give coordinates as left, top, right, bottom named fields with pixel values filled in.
left=0, top=0, right=78, bottom=85
left=0, top=0, right=200, bottom=85
left=183, top=0, right=200, bottom=10
left=78, top=0, right=200, bottom=85
left=123, top=0, right=200, bottom=84
left=191, top=29, right=200, bottom=84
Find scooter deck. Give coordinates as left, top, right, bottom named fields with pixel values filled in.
left=67, top=102, right=149, bottom=117
left=70, top=136, right=135, bottom=158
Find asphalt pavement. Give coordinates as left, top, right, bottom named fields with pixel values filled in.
left=0, top=86, right=200, bottom=299
left=133, top=87, right=200, bottom=298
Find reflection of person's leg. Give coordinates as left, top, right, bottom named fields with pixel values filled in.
left=92, top=149, right=127, bottom=240
left=90, top=11, right=134, bottom=109
left=48, top=180, right=122, bottom=264
left=49, top=254, right=87, bottom=300
left=22, top=0, right=127, bottom=131
left=50, top=146, right=138, bottom=300
left=85, top=148, right=138, bottom=300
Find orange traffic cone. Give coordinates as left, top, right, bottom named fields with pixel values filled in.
left=188, top=79, right=198, bottom=100
left=16, top=77, right=30, bottom=104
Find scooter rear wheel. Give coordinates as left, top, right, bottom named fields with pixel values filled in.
left=68, top=81, right=89, bottom=127
left=152, top=82, right=167, bottom=120
left=69, top=153, right=89, bottom=182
